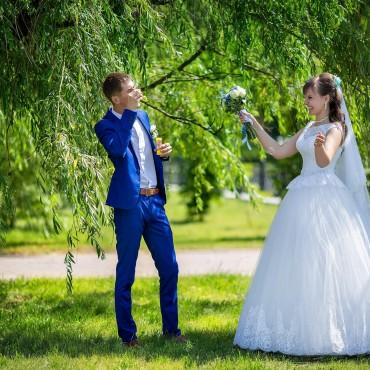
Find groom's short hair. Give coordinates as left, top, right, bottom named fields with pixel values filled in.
left=102, top=72, right=132, bottom=101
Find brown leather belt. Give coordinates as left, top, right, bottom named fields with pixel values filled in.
left=140, top=188, right=160, bottom=196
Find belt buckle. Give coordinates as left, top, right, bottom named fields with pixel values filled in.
left=141, top=188, right=158, bottom=196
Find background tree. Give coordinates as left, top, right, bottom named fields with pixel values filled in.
left=1, top=0, right=369, bottom=289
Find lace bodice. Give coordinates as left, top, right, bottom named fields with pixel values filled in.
left=287, top=122, right=345, bottom=190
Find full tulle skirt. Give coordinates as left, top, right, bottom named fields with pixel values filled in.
left=234, top=181, right=370, bottom=356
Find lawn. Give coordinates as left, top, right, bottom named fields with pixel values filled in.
left=0, top=276, right=368, bottom=370
left=2, top=192, right=277, bottom=255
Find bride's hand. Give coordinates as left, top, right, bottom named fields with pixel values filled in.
left=314, top=132, right=326, bottom=148
left=239, top=110, right=256, bottom=125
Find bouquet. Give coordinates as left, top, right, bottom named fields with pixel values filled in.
left=221, top=86, right=256, bottom=150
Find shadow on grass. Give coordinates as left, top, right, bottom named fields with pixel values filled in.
left=175, top=236, right=265, bottom=245
left=216, top=236, right=265, bottom=243
left=1, top=326, right=367, bottom=367
left=0, top=290, right=367, bottom=367
left=171, top=219, right=203, bottom=225
left=2, top=239, right=64, bottom=247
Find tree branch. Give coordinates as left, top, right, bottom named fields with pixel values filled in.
left=143, top=43, right=207, bottom=90
left=141, top=100, right=217, bottom=134
left=159, top=72, right=243, bottom=84
left=211, top=49, right=282, bottom=83
left=151, top=0, right=173, bottom=4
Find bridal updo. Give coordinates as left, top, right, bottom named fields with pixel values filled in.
left=303, top=72, right=345, bottom=124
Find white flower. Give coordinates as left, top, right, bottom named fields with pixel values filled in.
left=229, top=88, right=239, bottom=99
left=150, top=124, right=159, bottom=140
left=237, top=87, right=246, bottom=97
left=229, top=86, right=246, bottom=99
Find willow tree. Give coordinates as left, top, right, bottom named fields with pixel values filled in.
left=1, top=0, right=369, bottom=288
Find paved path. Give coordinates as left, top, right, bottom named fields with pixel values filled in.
left=0, top=249, right=261, bottom=279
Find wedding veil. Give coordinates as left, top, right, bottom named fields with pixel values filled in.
left=335, top=83, right=370, bottom=227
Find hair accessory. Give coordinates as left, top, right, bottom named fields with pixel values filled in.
left=334, top=75, right=342, bottom=88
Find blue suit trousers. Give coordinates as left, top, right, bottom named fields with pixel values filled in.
left=113, top=194, right=181, bottom=342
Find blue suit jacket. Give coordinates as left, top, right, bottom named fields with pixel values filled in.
left=95, top=109, right=167, bottom=209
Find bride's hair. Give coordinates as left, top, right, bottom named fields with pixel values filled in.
left=303, top=72, right=346, bottom=139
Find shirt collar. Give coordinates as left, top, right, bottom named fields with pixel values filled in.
left=110, top=107, right=122, bottom=120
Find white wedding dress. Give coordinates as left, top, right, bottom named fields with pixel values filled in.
left=234, top=122, right=370, bottom=356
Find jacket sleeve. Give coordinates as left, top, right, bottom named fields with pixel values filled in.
left=95, top=110, right=137, bottom=158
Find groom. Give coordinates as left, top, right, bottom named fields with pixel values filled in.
left=95, top=72, right=184, bottom=347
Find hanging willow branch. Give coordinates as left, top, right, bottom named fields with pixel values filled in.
left=0, top=0, right=368, bottom=292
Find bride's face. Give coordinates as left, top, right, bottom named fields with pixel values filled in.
left=304, top=87, right=329, bottom=117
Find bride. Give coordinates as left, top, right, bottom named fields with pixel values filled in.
left=234, top=73, right=370, bottom=356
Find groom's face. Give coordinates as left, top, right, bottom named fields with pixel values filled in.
left=111, top=79, right=139, bottom=107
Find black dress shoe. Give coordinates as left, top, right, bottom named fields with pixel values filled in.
left=122, top=338, right=139, bottom=347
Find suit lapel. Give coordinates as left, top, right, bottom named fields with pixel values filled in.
left=105, top=109, right=141, bottom=168
left=106, top=109, right=155, bottom=167
left=104, top=109, right=117, bottom=121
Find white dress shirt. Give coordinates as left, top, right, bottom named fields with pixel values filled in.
left=111, top=108, right=157, bottom=188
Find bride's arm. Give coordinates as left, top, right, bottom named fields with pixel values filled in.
left=240, top=111, right=302, bottom=160
left=314, top=125, right=343, bottom=168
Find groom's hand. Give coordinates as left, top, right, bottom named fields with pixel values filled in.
left=127, top=88, right=143, bottom=110
left=158, top=143, right=172, bottom=157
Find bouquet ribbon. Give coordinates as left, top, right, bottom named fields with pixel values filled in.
left=240, top=109, right=256, bottom=150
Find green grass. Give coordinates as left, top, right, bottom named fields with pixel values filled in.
left=0, top=276, right=368, bottom=370
left=2, top=192, right=277, bottom=255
